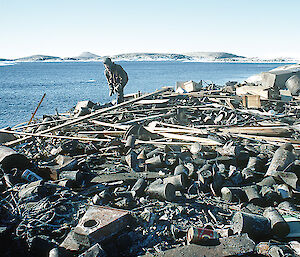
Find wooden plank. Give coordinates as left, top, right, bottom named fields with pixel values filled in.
left=146, top=127, right=208, bottom=135
left=136, top=99, right=169, bottom=105
left=156, top=122, right=208, bottom=134
left=12, top=117, right=73, bottom=130
left=152, top=132, right=222, bottom=145
left=5, top=88, right=170, bottom=146
left=28, top=93, right=46, bottom=125
left=77, top=130, right=125, bottom=135
left=242, top=95, right=261, bottom=109
left=145, top=122, right=208, bottom=135
left=136, top=140, right=193, bottom=146
left=225, top=98, right=235, bottom=109
left=102, top=105, right=216, bottom=116
left=236, top=86, right=270, bottom=100
left=257, top=121, right=288, bottom=126
left=1, top=129, right=110, bottom=143
left=166, top=90, right=223, bottom=98
left=237, top=109, right=287, bottom=117
left=229, top=133, right=300, bottom=147
left=92, top=120, right=129, bottom=130
left=121, top=113, right=172, bottom=125
left=221, top=126, right=291, bottom=137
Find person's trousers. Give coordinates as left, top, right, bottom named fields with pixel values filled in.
left=117, top=90, right=124, bottom=104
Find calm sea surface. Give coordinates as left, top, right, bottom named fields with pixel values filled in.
left=0, top=61, right=292, bottom=128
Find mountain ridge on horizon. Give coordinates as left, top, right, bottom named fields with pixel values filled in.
left=0, top=51, right=298, bottom=62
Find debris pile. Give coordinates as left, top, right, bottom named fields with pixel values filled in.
left=1, top=71, right=300, bottom=256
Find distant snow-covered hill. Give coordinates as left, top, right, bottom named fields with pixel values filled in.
left=184, top=52, right=246, bottom=60
left=3, top=52, right=299, bottom=63
left=64, top=52, right=101, bottom=60
left=106, top=53, right=192, bottom=61
left=105, top=52, right=246, bottom=61
left=15, top=55, right=62, bottom=61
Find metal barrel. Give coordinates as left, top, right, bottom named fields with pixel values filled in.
left=263, top=207, right=290, bottom=238
left=241, top=168, right=255, bottom=181
left=286, top=75, right=300, bottom=96
left=145, top=155, right=164, bottom=169
left=146, top=182, right=175, bottom=201
left=163, top=174, right=187, bottom=191
left=221, top=187, right=247, bottom=202
left=59, top=170, right=84, bottom=183
left=131, top=178, right=147, bottom=196
left=174, top=164, right=189, bottom=177
left=232, top=212, right=271, bottom=240
left=48, top=248, right=60, bottom=257
left=258, top=176, right=277, bottom=187
left=125, top=135, right=136, bottom=149
left=0, top=145, right=31, bottom=172
left=146, top=148, right=161, bottom=159
left=244, top=185, right=263, bottom=205
left=260, top=186, right=280, bottom=204
left=190, top=142, right=203, bottom=156
left=58, top=179, right=77, bottom=188
left=278, top=201, right=296, bottom=211
left=276, top=184, right=292, bottom=199
left=265, top=143, right=295, bottom=177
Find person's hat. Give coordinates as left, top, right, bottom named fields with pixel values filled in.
left=103, top=57, right=112, bottom=64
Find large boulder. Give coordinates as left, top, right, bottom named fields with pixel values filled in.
left=285, top=75, right=300, bottom=96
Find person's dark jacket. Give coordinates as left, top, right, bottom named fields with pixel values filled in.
left=105, top=63, right=128, bottom=89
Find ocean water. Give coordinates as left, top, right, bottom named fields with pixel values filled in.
left=0, top=61, right=291, bottom=128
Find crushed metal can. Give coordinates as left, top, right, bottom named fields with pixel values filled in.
left=256, top=242, right=271, bottom=256
left=21, top=169, right=43, bottom=182
left=187, top=226, right=219, bottom=245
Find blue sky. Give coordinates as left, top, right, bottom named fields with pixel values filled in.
left=1, top=0, right=299, bottom=58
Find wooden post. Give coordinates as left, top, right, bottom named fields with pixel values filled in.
left=28, top=93, right=46, bottom=125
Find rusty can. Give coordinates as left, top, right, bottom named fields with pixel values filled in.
left=255, top=242, right=271, bottom=256
left=187, top=226, right=219, bottom=244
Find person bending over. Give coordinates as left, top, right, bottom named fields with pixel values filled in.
left=103, top=57, right=128, bottom=104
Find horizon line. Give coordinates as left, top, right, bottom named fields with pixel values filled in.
left=1, top=51, right=299, bottom=60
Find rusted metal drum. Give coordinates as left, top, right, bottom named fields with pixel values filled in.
left=263, top=207, right=290, bottom=238
left=146, top=182, right=175, bottom=201
left=232, top=212, right=271, bottom=240
left=163, top=174, right=187, bottom=191
left=0, top=146, right=31, bottom=171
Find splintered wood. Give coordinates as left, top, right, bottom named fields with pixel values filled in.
left=1, top=86, right=300, bottom=148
